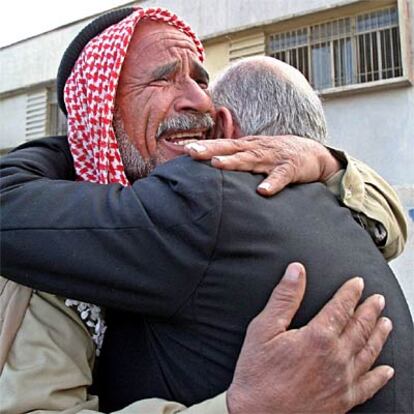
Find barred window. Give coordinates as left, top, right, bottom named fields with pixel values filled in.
left=268, top=6, right=402, bottom=91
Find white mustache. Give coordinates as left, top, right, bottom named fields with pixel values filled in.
left=156, top=113, right=214, bottom=139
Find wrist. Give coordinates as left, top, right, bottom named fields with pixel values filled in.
left=318, top=145, right=342, bottom=182
left=227, top=384, right=272, bottom=414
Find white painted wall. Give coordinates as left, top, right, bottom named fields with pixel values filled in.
left=135, top=0, right=362, bottom=38
left=0, top=21, right=91, bottom=95
left=0, top=19, right=95, bottom=147
left=324, top=86, right=414, bottom=186
left=0, top=94, right=26, bottom=148
left=0, top=0, right=378, bottom=94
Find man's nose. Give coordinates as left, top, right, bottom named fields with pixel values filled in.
left=174, top=80, right=213, bottom=114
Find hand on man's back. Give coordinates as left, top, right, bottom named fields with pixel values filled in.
left=227, top=263, right=393, bottom=414
left=185, top=135, right=341, bottom=196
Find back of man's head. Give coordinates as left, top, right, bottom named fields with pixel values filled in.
left=211, top=56, right=327, bottom=143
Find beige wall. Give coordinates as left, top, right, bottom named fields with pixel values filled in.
left=204, top=40, right=229, bottom=81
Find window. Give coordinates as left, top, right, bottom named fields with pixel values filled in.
left=268, top=6, right=403, bottom=91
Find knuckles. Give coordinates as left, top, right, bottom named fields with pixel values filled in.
left=307, top=327, right=338, bottom=355
left=352, top=314, right=375, bottom=343
left=271, top=162, right=296, bottom=180
left=360, top=341, right=379, bottom=364
left=248, top=148, right=267, bottom=161
left=231, top=139, right=250, bottom=151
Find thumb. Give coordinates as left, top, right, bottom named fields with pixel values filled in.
left=251, top=263, right=307, bottom=341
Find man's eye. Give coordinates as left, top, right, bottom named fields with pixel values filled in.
left=151, top=78, right=169, bottom=85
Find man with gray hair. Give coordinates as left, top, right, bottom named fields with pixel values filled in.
left=211, top=56, right=328, bottom=142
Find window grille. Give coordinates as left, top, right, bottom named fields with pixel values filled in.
left=268, top=6, right=402, bottom=91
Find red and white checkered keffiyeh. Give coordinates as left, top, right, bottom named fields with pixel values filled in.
left=64, top=6, right=204, bottom=187
left=63, top=7, right=204, bottom=354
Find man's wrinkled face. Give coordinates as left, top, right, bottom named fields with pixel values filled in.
left=114, top=20, right=215, bottom=181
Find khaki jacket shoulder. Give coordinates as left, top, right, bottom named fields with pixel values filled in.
left=0, top=288, right=227, bottom=414
left=326, top=148, right=407, bottom=261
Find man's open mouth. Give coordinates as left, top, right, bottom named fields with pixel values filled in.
left=156, top=113, right=214, bottom=149
left=161, top=130, right=207, bottom=146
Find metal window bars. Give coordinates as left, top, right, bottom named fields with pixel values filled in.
left=267, top=6, right=402, bottom=91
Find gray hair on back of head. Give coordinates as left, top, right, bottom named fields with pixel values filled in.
left=210, top=56, right=328, bottom=143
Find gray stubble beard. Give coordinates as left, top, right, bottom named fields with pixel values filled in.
left=113, top=109, right=215, bottom=183
left=113, top=109, right=158, bottom=182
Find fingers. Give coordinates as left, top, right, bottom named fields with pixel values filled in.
left=249, top=263, right=306, bottom=342
left=309, top=277, right=364, bottom=336
left=352, top=365, right=394, bottom=408
left=186, top=139, right=299, bottom=196
left=210, top=152, right=262, bottom=172
left=185, top=139, right=248, bottom=160
left=257, top=164, right=296, bottom=196
left=353, top=317, right=393, bottom=377
left=185, top=136, right=339, bottom=198
left=341, top=294, right=386, bottom=355
left=210, top=150, right=274, bottom=174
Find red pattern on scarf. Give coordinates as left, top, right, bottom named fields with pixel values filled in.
left=64, top=7, right=204, bottom=186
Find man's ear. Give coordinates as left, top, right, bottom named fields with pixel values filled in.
left=214, top=107, right=236, bottom=139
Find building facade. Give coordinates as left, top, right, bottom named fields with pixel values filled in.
left=1, top=0, right=413, bottom=312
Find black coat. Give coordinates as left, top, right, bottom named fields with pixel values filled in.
left=1, top=137, right=413, bottom=412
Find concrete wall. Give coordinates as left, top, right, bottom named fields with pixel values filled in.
left=324, top=87, right=414, bottom=186
left=0, top=94, right=26, bottom=149
left=0, top=21, right=91, bottom=95
left=0, top=19, right=97, bottom=148
left=134, top=0, right=363, bottom=39
left=0, top=0, right=393, bottom=94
